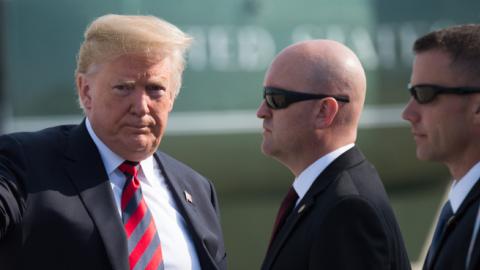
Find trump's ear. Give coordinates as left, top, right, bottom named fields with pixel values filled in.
left=76, top=73, right=92, bottom=111
left=314, top=98, right=339, bottom=129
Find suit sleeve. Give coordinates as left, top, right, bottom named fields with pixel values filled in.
left=0, top=135, right=27, bottom=240
left=310, top=197, right=390, bottom=270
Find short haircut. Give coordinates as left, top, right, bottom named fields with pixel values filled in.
left=413, top=24, right=480, bottom=78
left=76, top=14, right=192, bottom=97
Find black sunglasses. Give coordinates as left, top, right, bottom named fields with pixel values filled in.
left=408, top=84, right=480, bottom=104
left=263, top=87, right=350, bottom=110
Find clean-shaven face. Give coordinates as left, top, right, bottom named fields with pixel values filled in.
left=78, top=53, right=175, bottom=161
left=256, top=64, right=318, bottom=163
left=402, top=50, right=473, bottom=164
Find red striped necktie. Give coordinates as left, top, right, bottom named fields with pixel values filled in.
left=119, top=161, right=164, bottom=270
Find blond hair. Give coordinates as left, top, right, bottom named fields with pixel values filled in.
left=76, top=14, right=192, bottom=97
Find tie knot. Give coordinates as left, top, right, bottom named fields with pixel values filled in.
left=118, top=160, right=139, bottom=177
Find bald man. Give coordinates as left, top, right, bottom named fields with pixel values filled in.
left=257, top=40, right=410, bottom=270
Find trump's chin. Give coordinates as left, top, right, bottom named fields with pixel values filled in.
left=115, top=136, right=160, bottom=162
left=122, top=148, right=155, bottom=162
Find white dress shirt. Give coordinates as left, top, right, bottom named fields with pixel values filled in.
left=448, top=161, right=480, bottom=213
left=292, top=144, right=355, bottom=206
left=86, top=119, right=200, bottom=270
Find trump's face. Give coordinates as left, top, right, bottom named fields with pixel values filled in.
left=77, top=53, right=175, bottom=161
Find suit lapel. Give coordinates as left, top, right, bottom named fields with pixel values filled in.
left=154, top=152, right=218, bottom=270
left=263, top=147, right=366, bottom=270
left=468, top=210, right=480, bottom=270
left=457, top=179, right=480, bottom=270
left=64, top=122, right=129, bottom=270
left=428, top=178, right=480, bottom=270
left=262, top=198, right=313, bottom=270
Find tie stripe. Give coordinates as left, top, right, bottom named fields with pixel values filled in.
left=130, top=217, right=161, bottom=269
left=119, top=161, right=164, bottom=270
left=122, top=189, right=144, bottom=225
left=128, top=210, right=153, bottom=252
left=145, top=245, right=164, bottom=270
left=124, top=197, right=148, bottom=236
left=120, top=165, right=139, bottom=210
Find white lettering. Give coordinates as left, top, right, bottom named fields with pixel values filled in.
left=377, top=25, right=396, bottom=69
left=237, top=26, right=276, bottom=71
left=325, top=25, right=347, bottom=44
left=187, top=27, right=208, bottom=71
left=351, top=27, right=379, bottom=69
left=399, top=23, right=418, bottom=66
left=292, top=25, right=317, bottom=42
left=209, top=26, right=235, bottom=71
left=183, top=21, right=449, bottom=72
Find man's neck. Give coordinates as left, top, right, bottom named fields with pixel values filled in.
left=447, top=158, right=480, bottom=181
left=285, top=143, right=355, bottom=177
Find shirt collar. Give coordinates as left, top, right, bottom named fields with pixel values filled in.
left=448, top=161, right=480, bottom=213
left=293, top=144, right=354, bottom=201
left=85, top=118, right=154, bottom=179
left=140, top=155, right=157, bottom=186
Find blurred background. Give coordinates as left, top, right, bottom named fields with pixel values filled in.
left=1, top=0, right=479, bottom=268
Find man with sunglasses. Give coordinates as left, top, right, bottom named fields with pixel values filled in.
left=402, top=24, right=480, bottom=270
left=258, top=39, right=410, bottom=270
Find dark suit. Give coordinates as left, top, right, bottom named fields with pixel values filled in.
left=262, top=147, right=410, bottom=270
left=0, top=122, right=226, bottom=270
left=424, top=180, right=480, bottom=270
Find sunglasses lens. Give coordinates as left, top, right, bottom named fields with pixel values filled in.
left=412, top=86, right=437, bottom=104
left=265, top=94, right=287, bottom=109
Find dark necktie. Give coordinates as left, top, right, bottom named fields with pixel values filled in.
left=119, top=161, right=165, bottom=270
left=270, top=187, right=298, bottom=244
left=425, top=201, right=454, bottom=269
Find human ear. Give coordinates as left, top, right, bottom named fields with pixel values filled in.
left=76, top=73, right=92, bottom=111
left=315, top=98, right=339, bottom=128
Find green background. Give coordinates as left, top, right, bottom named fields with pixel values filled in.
left=2, top=0, right=478, bottom=268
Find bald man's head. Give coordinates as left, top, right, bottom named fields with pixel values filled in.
left=257, top=40, right=367, bottom=174
left=265, top=39, right=366, bottom=130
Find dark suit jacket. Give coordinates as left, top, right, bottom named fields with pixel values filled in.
left=262, top=147, right=411, bottom=270
left=0, top=122, right=226, bottom=270
left=423, top=179, right=480, bottom=270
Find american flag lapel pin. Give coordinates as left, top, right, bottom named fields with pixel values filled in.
left=184, top=191, right=193, bottom=203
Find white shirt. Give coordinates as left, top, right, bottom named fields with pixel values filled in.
left=292, top=144, right=355, bottom=206
left=448, top=161, right=480, bottom=213
left=86, top=119, right=200, bottom=270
